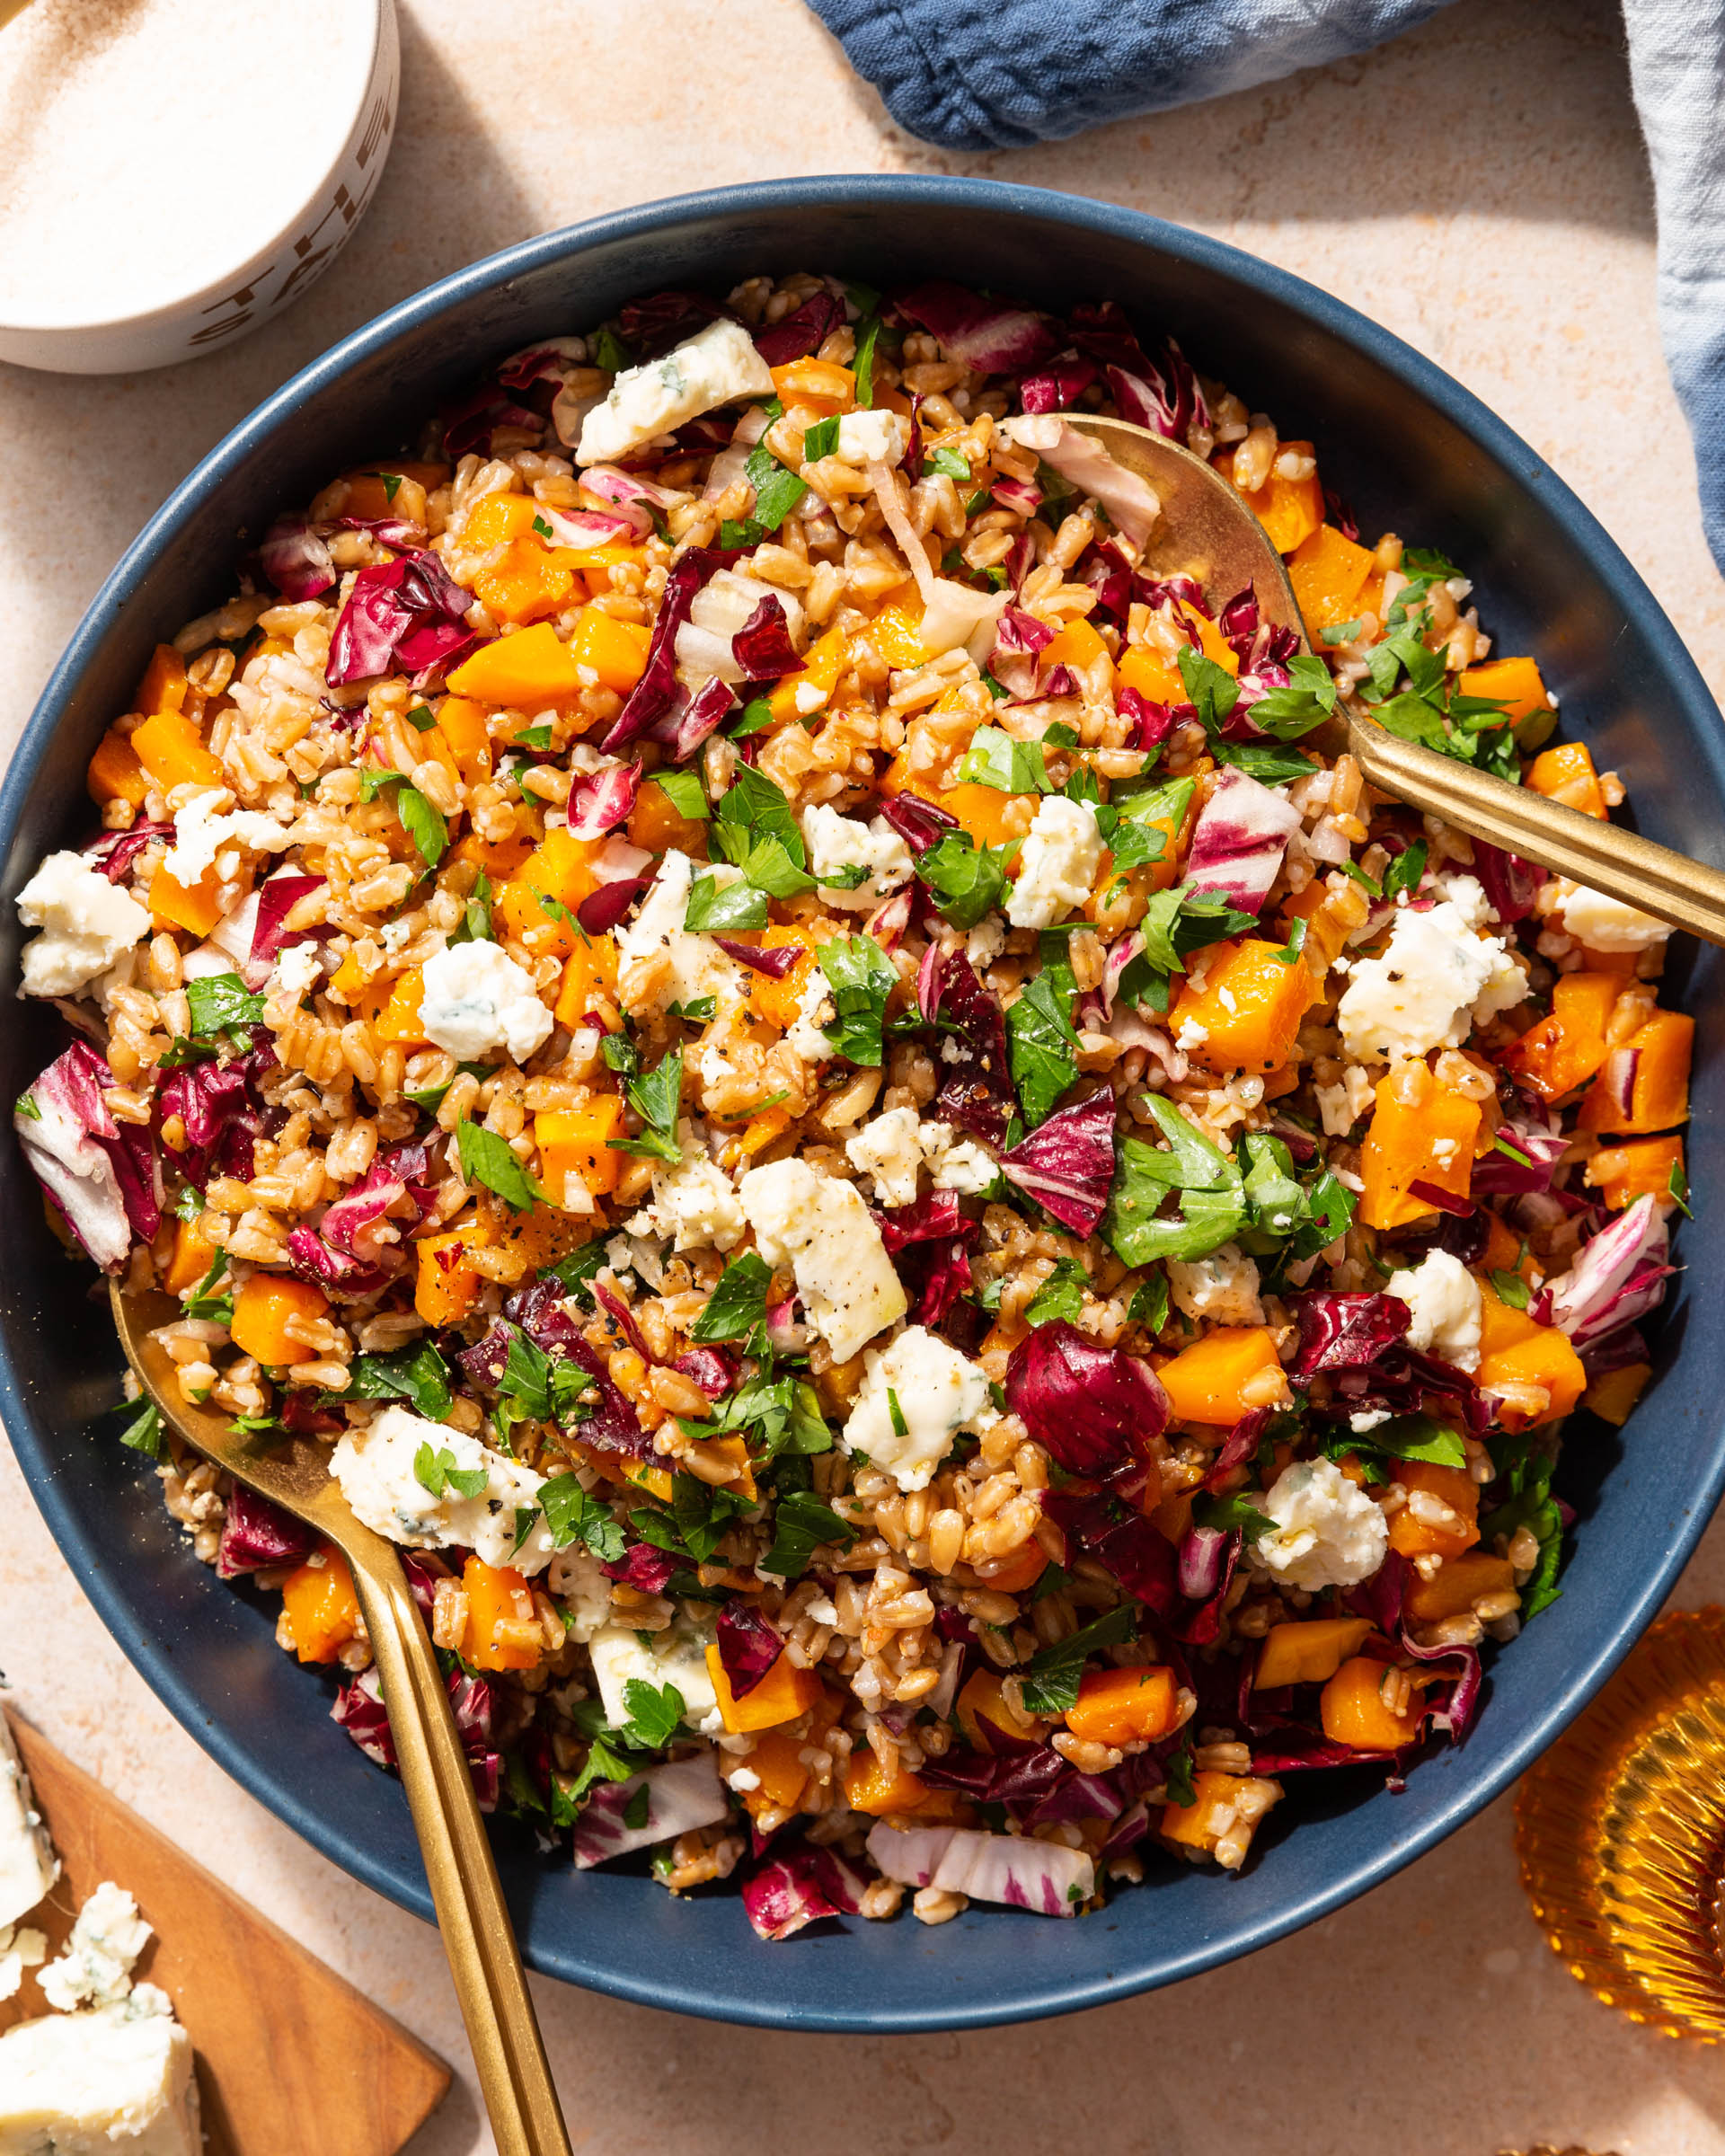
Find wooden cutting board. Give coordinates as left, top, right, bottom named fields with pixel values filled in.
left=1, top=1713, right=450, bottom=2156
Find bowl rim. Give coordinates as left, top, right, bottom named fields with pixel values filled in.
left=6, top=172, right=1721, bottom=2029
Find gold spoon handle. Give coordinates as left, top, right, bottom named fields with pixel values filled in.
left=1347, top=709, right=1725, bottom=948
left=348, top=1550, right=572, bottom=2156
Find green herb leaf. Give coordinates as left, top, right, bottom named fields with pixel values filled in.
left=925, top=445, right=972, bottom=482
left=1236, top=652, right=1338, bottom=739
left=456, top=1118, right=542, bottom=1210
left=684, top=872, right=768, bottom=934
left=762, top=1489, right=854, bottom=1579
left=181, top=1250, right=235, bottom=1325
left=852, top=317, right=881, bottom=407
left=540, top=1473, right=626, bottom=1562
left=690, top=1251, right=773, bottom=1343
left=348, top=1340, right=455, bottom=1421
left=1164, top=1739, right=1197, bottom=1808
left=1128, top=1273, right=1170, bottom=1334
left=1006, top=965, right=1079, bottom=1127
left=801, top=415, right=840, bottom=463
left=744, top=445, right=809, bottom=532
left=956, top=726, right=1050, bottom=795
left=1024, top=1258, right=1089, bottom=1326
left=357, top=769, right=447, bottom=868
left=1102, top=1094, right=1249, bottom=1267
left=185, top=972, right=267, bottom=1040
left=620, top=1679, right=686, bottom=1751
left=545, top=1241, right=608, bottom=1303
left=449, top=867, right=493, bottom=946
left=173, top=1184, right=205, bottom=1220
left=592, top=325, right=632, bottom=373
left=1490, top=1268, right=1532, bottom=1312
left=1669, top=1156, right=1694, bottom=1219
left=1177, top=645, right=1240, bottom=735
left=654, top=768, right=709, bottom=822
left=1017, top=1604, right=1138, bottom=1717
left=916, top=831, right=1015, bottom=931
left=1191, top=1492, right=1274, bottom=1542
left=117, top=1399, right=164, bottom=1458
left=610, top=1047, right=684, bottom=1164
left=1351, top=1413, right=1467, bottom=1469
left=1381, top=839, right=1428, bottom=902
left=405, top=702, right=438, bottom=732
left=815, top=934, right=897, bottom=1066
left=413, top=1442, right=488, bottom=1501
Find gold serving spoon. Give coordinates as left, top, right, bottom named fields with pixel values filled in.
left=111, top=1286, right=573, bottom=2156
left=1066, top=413, right=1725, bottom=947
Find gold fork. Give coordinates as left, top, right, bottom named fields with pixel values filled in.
left=1066, top=413, right=1725, bottom=947
left=111, top=1285, right=572, bottom=2156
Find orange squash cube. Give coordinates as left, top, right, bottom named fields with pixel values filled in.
left=1584, top=1362, right=1653, bottom=1427
left=459, top=493, right=541, bottom=550
left=87, top=728, right=149, bottom=808
left=1065, top=1665, right=1180, bottom=1745
left=280, top=1547, right=362, bottom=1665
left=1475, top=1281, right=1586, bottom=1428
left=1358, top=1074, right=1481, bottom=1230
left=1156, top=1327, right=1286, bottom=1427
left=1252, top=1618, right=1374, bottom=1690
left=1502, top=972, right=1623, bottom=1102
left=842, top=1751, right=959, bottom=1818
left=1402, top=1551, right=1517, bottom=1627
left=1586, top=1134, right=1685, bottom=1211
left=1286, top=525, right=1376, bottom=643
left=496, top=829, right=603, bottom=957
left=706, top=1646, right=823, bottom=1734
left=414, top=1218, right=494, bottom=1326
left=131, top=708, right=225, bottom=793
left=1230, top=441, right=1323, bottom=553
left=1461, top=656, right=1552, bottom=728
left=1161, top=1770, right=1257, bottom=1851
left=461, top=1556, right=544, bottom=1672
left=735, top=926, right=821, bottom=1031
left=769, top=358, right=855, bottom=413
left=956, top=1668, right=1039, bottom=1749
left=1578, top=1010, right=1694, bottom=1135
left=1319, top=1657, right=1421, bottom=1751
left=447, top=623, right=585, bottom=708
left=1168, top=938, right=1317, bottom=1077
left=553, top=933, right=620, bottom=1029
left=1386, top=1460, right=1481, bottom=1560
left=535, top=1098, right=625, bottom=1204
left=1040, top=617, right=1114, bottom=685
left=229, top=1274, right=329, bottom=1367
left=1528, top=740, right=1606, bottom=819
left=371, top=967, right=429, bottom=1046
left=629, top=777, right=709, bottom=859
left=566, top=606, right=652, bottom=695
left=148, top=862, right=229, bottom=939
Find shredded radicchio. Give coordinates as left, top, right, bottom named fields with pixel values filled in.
left=1037, top=1489, right=1179, bottom=1615
left=877, top=789, right=958, bottom=856
left=916, top=943, right=1014, bottom=1146
left=1181, top=766, right=1303, bottom=914
left=159, top=1040, right=277, bottom=1191
left=712, top=936, right=802, bottom=979
left=82, top=821, right=172, bottom=884
left=1005, top=1321, right=1170, bottom=1479
left=600, top=547, right=724, bottom=753
left=741, top=1842, right=866, bottom=1942
left=326, top=551, right=476, bottom=686
left=247, top=873, right=324, bottom=981
left=565, top=763, right=641, bottom=843
left=997, top=1088, right=1117, bottom=1233
left=333, top=1665, right=502, bottom=1810
left=715, top=1602, right=783, bottom=1698
left=732, top=595, right=801, bottom=681
left=216, top=1485, right=314, bottom=1578
left=894, top=281, right=1061, bottom=375
left=260, top=512, right=336, bottom=601
left=15, top=1040, right=155, bottom=1269
left=753, top=291, right=844, bottom=368
left=1545, top=1194, right=1673, bottom=1354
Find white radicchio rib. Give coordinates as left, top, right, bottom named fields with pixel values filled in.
left=999, top=415, right=1163, bottom=548
left=1182, top=767, right=1303, bottom=914
left=865, top=1821, right=1094, bottom=1915
left=1545, top=1192, right=1674, bottom=1354
left=571, top=1752, right=729, bottom=1869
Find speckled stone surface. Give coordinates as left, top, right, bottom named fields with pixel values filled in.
left=4, top=0, right=1723, bottom=2149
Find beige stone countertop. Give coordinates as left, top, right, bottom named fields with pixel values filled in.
left=5, top=0, right=1725, bottom=2148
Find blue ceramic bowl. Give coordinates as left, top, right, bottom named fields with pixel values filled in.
left=5, top=177, right=1721, bottom=2031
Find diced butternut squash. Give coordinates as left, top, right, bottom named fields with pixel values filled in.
left=1386, top=1459, right=1480, bottom=1560
left=136, top=644, right=190, bottom=718
left=1475, top=1280, right=1587, bottom=1429
left=1117, top=642, right=1185, bottom=706
left=87, top=727, right=149, bottom=808
left=629, top=776, right=709, bottom=859
left=1286, top=525, right=1376, bottom=644
left=370, top=967, right=428, bottom=1046
left=162, top=1214, right=219, bottom=1296
left=280, top=1547, right=361, bottom=1666
left=706, top=1645, right=823, bottom=1734
left=868, top=601, right=925, bottom=668
left=149, top=863, right=228, bottom=939
left=1157, top=1327, right=1286, bottom=1427
left=229, top=1273, right=329, bottom=1367
left=553, top=933, right=620, bottom=1029
left=767, top=625, right=849, bottom=726
left=1358, top=1074, right=1481, bottom=1230
left=1528, top=740, right=1606, bottom=820
left=1065, top=1665, right=1181, bottom=1745
left=1578, top=1010, right=1694, bottom=1135
left=414, top=1217, right=495, bottom=1326
left=1502, top=972, right=1623, bottom=1102
left=460, top=492, right=542, bottom=550
left=1585, top=1361, right=1653, bottom=1427
left=743, top=1729, right=813, bottom=1817
left=461, top=1555, right=544, bottom=1672
left=1587, top=1134, right=1685, bottom=1211
left=956, top=1668, right=1039, bottom=1749
left=1403, top=1551, right=1516, bottom=1627
left=131, top=708, right=225, bottom=793
left=435, top=695, right=493, bottom=786
left=1168, top=939, right=1316, bottom=1076
left=453, top=828, right=533, bottom=883
left=1231, top=441, right=1323, bottom=554
left=447, top=623, right=586, bottom=707
left=733, top=926, right=821, bottom=1031
left=1319, top=1657, right=1422, bottom=1751
left=770, top=358, right=855, bottom=413
left=1161, top=1770, right=1255, bottom=1851
left=1252, top=1618, right=1374, bottom=1690
left=473, top=539, right=575, bottom=626
left=1461, top=656, right=1552, bottom=729
left=566, top=606, right=652, bottom=695
left=535, top=1099, right=625, bottom=1205
left=843, top=1751, right=960, bottom=1818
left=940, top=782, right=1030, bottom=849
left=1040, top=617, right=1113, bottom=685
left=496, top=828, right=603, bottom=957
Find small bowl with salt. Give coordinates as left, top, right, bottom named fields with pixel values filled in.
left=0, top=0, right=399, bottom=375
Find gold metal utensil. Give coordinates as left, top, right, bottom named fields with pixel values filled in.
left=1066, top=414, right=1725, bottom=948
left=110, top=1285, right=573, bottom=2156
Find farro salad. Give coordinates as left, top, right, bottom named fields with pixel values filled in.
left=14, top=272, right=1691, bottom=1937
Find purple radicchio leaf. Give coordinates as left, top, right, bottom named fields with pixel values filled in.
left=601, top=1542, right=681, bottom=1595
left=651, top=675, right=737, bottom=764
left=989, top=474, right=1044, bottom=517
left=1471, top=838, right=1548, bottom=925
left=1019, top=353, right=1101, bottom=413
left=1470, top=1118, right=1569, bottom=1197
left=1117, top=688, right=1182, bottom=752
left=159, top=1041, right=276, bottom=1191
left=1170, top=1526, right=1241, bottom=1648
left=82, top=821, right=172, bottom=884
left=712, top=936, right=803, bottom=979
left=1545, top=1193, right=1673, bottom=1353
left=577, top=879, right=647, bottom=936
left=600, top=547, right=725, bottom=753
left=217, top=1485, right=315, bottom=1578
left=1007, top=1321, right=1170, bottom=1478
left=673, top=1345, right=736, bottom=1399
left=593, top=1280, right=654, bottom=1365
left=617, top=289, right=726, bottom=358
left=565, top=762, right=641, bottom=843
left=916, top=942, right=1014, bottom=1146
left=571, top=1753, right=730, bottom=1869
left=894, top=282, right=1061, bottom=374
left=741, top=1842, right=866, bottom=1942
left=1289, top=1292, right=1412, bottom=1382
left=1181, top=766, right=1302, bottom=914
left=732, top=595, right=801, bottom=682
left=248, top=873, right=324, bottom=978
left=260, top=512, right=336, bottom=601
left=715, top=1602, right=783, bottom=1699
left=753, top=291, right=844, bottom=367
left=876, top=789, right=958, bottom=856
left=997, top=1088, right=1117, bottom=1235
left=326, top=551, right=476, bottom=686
left=332, top=1665, right=501, bottom=1808
left=1040, top=1487, right=1182, bottom=1616
left=1203, top=1407, right=1270, bottom=1493
left=22, top=1041, right=165, bottom=1259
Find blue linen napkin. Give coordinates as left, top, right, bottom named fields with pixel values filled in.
left=810, top=0, right=1725, bottom=576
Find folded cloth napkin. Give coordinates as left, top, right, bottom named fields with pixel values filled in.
left=809, top=0, right=1725, bottom=576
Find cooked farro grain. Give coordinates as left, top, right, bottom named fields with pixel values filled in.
left=13, top=270, right=1688, bottom=1942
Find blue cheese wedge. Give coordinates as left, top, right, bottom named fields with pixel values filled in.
left=841, top=1326, right=994, bottom=1491
left=0, top=1720, right=56, bottom=1933
left=588, top=1621, right=723, bottom=1736
left=0, top=2006, right=199, bottom=2156
left=738, top=1157, right=907, bottom=1364
left=577, top=318, right=774, bottom=466
left=330, top=1405, right=556, bottom=1574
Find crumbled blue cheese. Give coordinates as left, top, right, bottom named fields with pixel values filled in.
left=272, top=940, right=323, bottom=995
left=418, top=939, right=553, bottom=1063
left=588, top=1621, right=723, bottom=1736
left=626, top=1121, right=745, bottom=1252
left=1006, top=795, right=1104, bottom=930
left=14, top=852, right=149, bottom=999
left=841, top=1326, right=994, bottom=1491
left=1555, top=880, right=1673, bottom=952
left=0, top=2004, right=199, bottom=2155
left=800, top=804, right=913, bottom=910
left=845, top=1107, right=926, bottom=1206
left=578, top=318, right=775, bottom=465
left=161, top=788, right=291, bottom=887
left=1251, top=1458, right=1389, bottom=1592
left=38, top=1885, right=151, bottom=2014
left=739, top=1157, right=907, bottom=1363
left=1336, top=890, right=1525, bottom=1063
left=547, top=1546, right=615, bottom=1643
left=0, top=1925, right=46, bottom=2004
left=615, top=849, right=750, bottom=1018
left=0, top=1720, right=56, bottom=1932
left=1387, top=1247, right=1483, bottom=1372
left=330, top=1405, right=556, bottom=1575
left=784, top=964, right=835, bottom=1061
left=1167, top=1244, right=1264, bottom=1326
left=835, top=409, right=911, bottom=465
left=923, top=1123, right=995, bottom=1194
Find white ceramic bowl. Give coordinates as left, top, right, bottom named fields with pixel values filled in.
left=0, top=0, right=399, bottom=376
